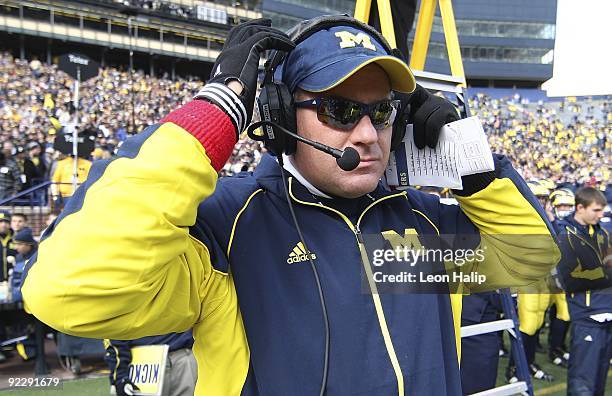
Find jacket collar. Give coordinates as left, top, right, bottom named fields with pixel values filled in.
left=253, top=154, right=397, bottom=202
left=563, top=213, right=601, bottom=238
left=253, top=153, right=402, bottom=206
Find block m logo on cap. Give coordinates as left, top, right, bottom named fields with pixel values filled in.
left=334, top=31, right=376, bottom=51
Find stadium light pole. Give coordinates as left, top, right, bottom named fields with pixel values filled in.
left=128, top=16, right=136, bottom=135
left=120, top=6, right=138, bottom=135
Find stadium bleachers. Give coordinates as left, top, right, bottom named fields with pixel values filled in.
left=0, top=50, right=609, bottom=212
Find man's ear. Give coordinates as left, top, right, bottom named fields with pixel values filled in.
left=575, top=204, right=585, bottom=212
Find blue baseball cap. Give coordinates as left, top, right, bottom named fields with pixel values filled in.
left=278, top=25, right=415, bottom=94
left=0, top=210, right=10, bottom=222
left=14, top=227, right=36, bottom=245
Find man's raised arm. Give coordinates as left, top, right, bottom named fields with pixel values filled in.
left=21, top=19, right=294, bottom=339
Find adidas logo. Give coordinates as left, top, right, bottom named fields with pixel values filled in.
left=584, top=335, right=593, bottom=342
left=287, top=242, right=317, bottom=264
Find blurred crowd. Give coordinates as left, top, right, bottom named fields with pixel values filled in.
left=470, top=93, right=610, bottom=187
left=0, top=51, right=609, bottom=203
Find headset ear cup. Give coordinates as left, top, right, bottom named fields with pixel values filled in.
left=276, top=83, right=297, bottom=154
left=257, top=83, right=286, bottom=156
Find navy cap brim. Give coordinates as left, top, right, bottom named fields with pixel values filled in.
left=297, top=55, right=416, bottom=94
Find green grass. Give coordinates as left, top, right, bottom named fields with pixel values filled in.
left=0, top=377, right=107, bottom=395
left=494, top=328, right=612, bottom=396
left=1, top=329, right=611, bottom=395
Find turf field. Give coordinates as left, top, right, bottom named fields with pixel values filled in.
left=1, top=329, right=610, bottom=395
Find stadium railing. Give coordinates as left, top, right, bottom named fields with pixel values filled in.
left=0, top=182, right=76, bottom=237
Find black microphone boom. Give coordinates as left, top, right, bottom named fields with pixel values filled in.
left=246, top=121, right=361, bottom=171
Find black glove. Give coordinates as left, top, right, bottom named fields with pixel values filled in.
left=116, top=377, right=139, bottom=396
left=194, top=18, right=295, bottom=136
left=404, top=84, right=460, bottom=149
left=399, top=85, right=494, bottom=195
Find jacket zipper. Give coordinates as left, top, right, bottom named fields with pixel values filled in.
left=567, top=226, right=603, bottom=262
left=287, top=177, right=406, bottom=396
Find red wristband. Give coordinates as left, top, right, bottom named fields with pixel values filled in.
left=161, top=100, right=236, bottom=172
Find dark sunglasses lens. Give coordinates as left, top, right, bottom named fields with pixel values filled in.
left=370, top=101, right=394, bottom=128
left=318, top=98, right=361, bottom=129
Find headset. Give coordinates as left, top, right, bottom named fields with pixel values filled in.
left=247, top=14, right=410, bottom=159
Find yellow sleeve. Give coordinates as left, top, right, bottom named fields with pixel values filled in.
left=455, top=177, right=561, bottom=291
left=51, top=160, right=62, bottom=184
left=23, top=123, right=217, bottom=339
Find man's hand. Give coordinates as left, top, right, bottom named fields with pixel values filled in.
left=195, top=18, right=295, bottom=136
left=545, top=202, right=556, bottom=222
left=115, top=377, right=139, bottom=396
left=398, top=84, right=460, bottom=149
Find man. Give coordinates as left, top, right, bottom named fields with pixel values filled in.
left=23, top=18, right=559, bottom=394
left=460, top=291, right=502, bottom=394
left=104, top=332, right=196, bottom=396
left=9, top=227, right=38, bottom=360
left=25, top=141, right=47, bottom=185
left=0, top=151, right=22, bottom=200
left=505, top=182, right=556, bottom=382
left=0, top=210, right=16, bottom=281
left=556, top=187, right=611, bottom=396
left=10, top=227, right=37, bottom=302
left=10, top=213, right=28, bottom=234
left=13, top=146, right=31, bottom=191
left=548, top=188, right=575, bottom=232
left=547, top=187, right=575, bottom=367
left=50, top=153, right=91, bottom=208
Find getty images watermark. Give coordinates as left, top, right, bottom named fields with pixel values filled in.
left=361, top=229, right=560, bottom=294
left=359, top=233, right=561, bottom=294
left=370, top=245, right=487, bottom=286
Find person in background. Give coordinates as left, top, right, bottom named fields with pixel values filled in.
left=546, top=187, right=575, bottom=367
left=0, top=210, right=15, bottom=281
left=9, top=227, right=38, bottom=360
left=548, top=188, right=575, bottom=232
left=25, top=141, right=47, bottom=185
left=556, top=187, right=611, bottom=395
left=105, top=331, right=196, bottom=396
left=2, top=141, right=14, bottom=159
left=13, top=146, right=31, bottom=191
left=0, top=151, right=22, bottom=200
left=505, top=182, right=555, bottom=382
left=461, top=292, right=503, bottom=394
left=50, top=154, right=92, bottom=210
left=10, top=213, right=28, bottom=234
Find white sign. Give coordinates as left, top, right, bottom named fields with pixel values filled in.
left=128, top=345, right=169, bottom=396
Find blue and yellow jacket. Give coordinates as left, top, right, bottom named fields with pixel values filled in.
left=10, top=248, right=36, bottom=302
left=1, top=230, right=16, bottom=281
left=104, top=331, right=193, bottom=385
left=21, top=100, right=560, bottom=395
left=556, top=214, right=611, bottom=323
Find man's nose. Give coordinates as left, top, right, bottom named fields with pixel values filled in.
left=350, top=115, right=378, bottom=145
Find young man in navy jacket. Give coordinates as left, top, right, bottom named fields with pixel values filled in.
left=23, top=17, right=560, bottom=395
left=556, top=187, right=611, bottom=396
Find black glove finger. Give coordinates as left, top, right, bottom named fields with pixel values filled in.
left=411, top=104, right=437, bottom=149
left=423, top=106, right=448, bottom=148
left=226, top=18, right=272, bottom=43
left=234, top=25, right=288, bottom=46
left=245, top=31, right=295, bottom=55
left=238, top=33, right=294, bottom=90
left=424, top=106, right=460, bottom=148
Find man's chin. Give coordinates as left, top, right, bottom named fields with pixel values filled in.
left=333, top=174, right=381, bottom=199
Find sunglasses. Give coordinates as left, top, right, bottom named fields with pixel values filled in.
left=294, top=96, right=399, bottom=130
